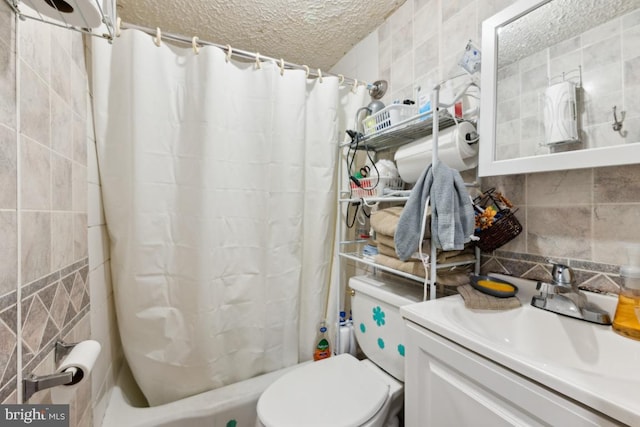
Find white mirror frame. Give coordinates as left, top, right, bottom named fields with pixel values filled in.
left=478, top=0, right=640, bottom=177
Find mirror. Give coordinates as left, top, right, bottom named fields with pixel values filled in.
left=479, top=0, right=640, bottom=176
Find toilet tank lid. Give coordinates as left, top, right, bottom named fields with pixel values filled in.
left=349, top=275, right=424, bottom=308
left=257, top=354, right=388, bottom=427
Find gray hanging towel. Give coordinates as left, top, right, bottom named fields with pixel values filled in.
left=395, top=163, right=474, bottom=261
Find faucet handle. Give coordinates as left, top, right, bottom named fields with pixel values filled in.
left=547, top=260, right=574, bottom=287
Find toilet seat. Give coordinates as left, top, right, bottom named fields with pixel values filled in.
left=257, top=354, right=389, bottom=427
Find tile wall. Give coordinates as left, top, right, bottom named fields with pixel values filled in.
left=0, top=3, right=122, bottom=426
left=332, top=0, right=640, bottom=293
left=496, top=9, right=640, bottom=160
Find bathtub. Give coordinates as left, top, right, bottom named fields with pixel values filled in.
left=102, top=362, right=308, bottom=427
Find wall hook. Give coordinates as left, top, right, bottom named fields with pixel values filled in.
left=612, top=105, right=627, bottom=137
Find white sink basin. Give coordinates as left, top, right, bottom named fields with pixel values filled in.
left=401, top=275, right=640, bottom=426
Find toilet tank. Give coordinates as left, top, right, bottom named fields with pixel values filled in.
left=349, top=275, right=424, bottom=381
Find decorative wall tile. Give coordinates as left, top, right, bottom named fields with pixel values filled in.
left=414, top=35, right=439, bottom=79
left=0, top=38, right=16, bottom=131
left=21, top=259, right=90, bottom=379
left=583, top=61, right=622, bottom=98
left=18, top=19, right=50, bottom=83
left=442, top=0, right=472, bottom=22
left=50, top=282, right=69, bottom=329
left=71, top=64, right=87, bottom=119
left=0, top=1, right=14, bottom=48
left=594, top=164, right=640, bottom=203
left=50, top=35, right=71, bottom=104
left=21, top=212, right=51, bottom=284
left=624, top=56, right=640, bottom=87
left=583, top=35, right=621, bottom=70
left=72, top=163, right=87, bottom=213
left=441, top=4, right=477, bottom=66
left=624, top=8, right=640, bottom=29
left=623, top=26, right=640, bottom=63
left=0, top=313, right=16, bottom=386
left=527, top=169, right=593, bottom=206
left=0, top=125, right=16, bottom=210
left=22, top=296, right=47, bottom=354
left=392, top=20, right=413, bottom=63
left=52, top=213, right=74, bottom=270
left=73, top=114, right=87, bottom=166
left=21, top=136, right=51, bottom=210
left=20, top=62, right=50, bottom=146
left=74, top=213, right=88, bottom=260
left=582, top=89, right=622, bottom=126
left=413, top=0, right=439, bottom=44
left=527, top=206, right=592, bottom=260
left=481, top=252, right=622, bottom=295
left=593, top=204, right=640, bottom=265
left=71, top=33, right=85, bottom=71
left=0, top=11, right=93, bottom=420
left=52, top=154, right=72, bottom=211
left=51, top=93, right=73, bottom=159
left=0, top=212, right=17, bottom=297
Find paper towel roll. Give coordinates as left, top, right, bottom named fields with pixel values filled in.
left=22, top=0, right=103, bottom=28
left=56, top=340, right=101, bottom=387
left=394, top=121, right=479, bottom=183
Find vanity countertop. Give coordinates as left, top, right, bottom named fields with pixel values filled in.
left=400, top=275, right=640, bottom=426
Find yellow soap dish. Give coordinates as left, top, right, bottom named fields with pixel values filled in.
left=470, top=275, right=518, bottom=298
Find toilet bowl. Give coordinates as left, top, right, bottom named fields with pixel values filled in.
left=256, top=275, right=423, bottom=427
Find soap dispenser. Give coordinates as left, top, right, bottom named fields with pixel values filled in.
left=612, top=244, right=640, bottom=340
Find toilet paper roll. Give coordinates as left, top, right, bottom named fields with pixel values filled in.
left=22, top=0, right=103, bottom=28
left=56, top=340, right=101, bottom=388
left=51, top=340, right=101, bottom=404
left=394, top=121, right=479, bottom=183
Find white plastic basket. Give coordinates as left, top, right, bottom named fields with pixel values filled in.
left=362, top=104, right=418, bottom=136
left=350, top=176, right=404, bottom=198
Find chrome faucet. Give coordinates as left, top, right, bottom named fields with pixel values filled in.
left=531, top=261, right=611, bottom=325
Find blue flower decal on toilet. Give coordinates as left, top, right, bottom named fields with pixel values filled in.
left=397, top=344, right=405, bottom=357
left=372, top=306, right=386, bottom=326
left=377, top=337, right=385, bottom=349
left=360, top=323, right=366, bottom=333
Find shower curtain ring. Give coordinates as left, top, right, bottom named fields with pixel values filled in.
left=317, top=68, right=323, bottom=83
left=338, top=74, right=345, bottom=85
left=192, top=36, right=200, bottom=54
left=154, top=27, right=162, bottom=47
left=279, top=58, right=285, bottom=76
left=303, top=65, right=310, bottom=78
left=255, top=53, right=262, bottom=69
left=352, top=79, right=358, bottom=94
left=226, top=45, right=232, bottom=62
left=116, top=17, right=121, bottom=37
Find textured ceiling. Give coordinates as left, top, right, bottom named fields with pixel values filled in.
left=499, top=0, right=640, bottom=66
left=116, top=0, right=405, bottom=70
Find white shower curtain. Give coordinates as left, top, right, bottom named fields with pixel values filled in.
left=92, top=30, right=365, bottom=406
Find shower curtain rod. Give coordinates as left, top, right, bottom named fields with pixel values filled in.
left=119, top=21, right=370, bottom=89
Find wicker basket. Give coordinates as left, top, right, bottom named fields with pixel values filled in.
left=474, top=209, right=523, bottom=252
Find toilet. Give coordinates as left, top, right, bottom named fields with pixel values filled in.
left=256, top=275, right=423, bottom=427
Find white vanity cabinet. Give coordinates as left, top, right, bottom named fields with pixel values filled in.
left=403, top=321, right=621, bottom=427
